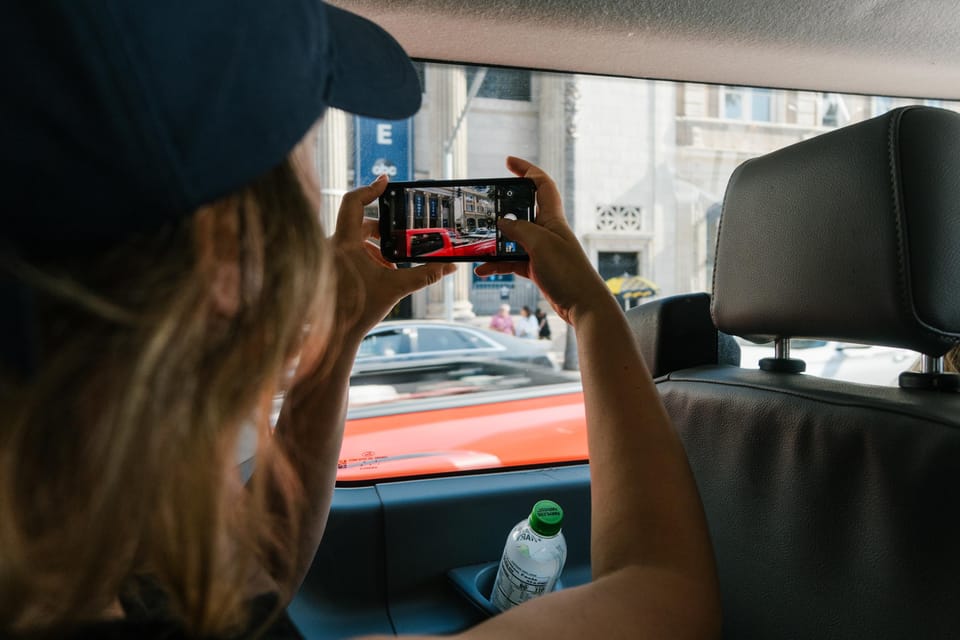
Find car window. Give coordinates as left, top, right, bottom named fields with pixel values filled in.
left=326, top=61, right=944, bottom=482
left=462, top=331, right=498, bottom=349
left=418, top=327, right=484, bottom=352
left=410, top=231, right=444, bottom=256
left=358, top=329, right=411, bottom=358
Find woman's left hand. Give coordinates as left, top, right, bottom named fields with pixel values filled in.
left=271, top=176, right=454, bottom=595
left=331, top=175, right=456, bottom=343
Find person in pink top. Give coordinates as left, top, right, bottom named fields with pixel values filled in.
left=490, top=303, right=516, bottom=335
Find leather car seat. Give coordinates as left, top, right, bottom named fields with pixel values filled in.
left=628, top=106, right=960, bottom=639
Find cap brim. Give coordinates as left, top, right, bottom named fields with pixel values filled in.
left=324, top=5, right=422, bottom=120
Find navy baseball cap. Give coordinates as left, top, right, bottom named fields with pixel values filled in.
left=0, top=0, right=422, bottom=254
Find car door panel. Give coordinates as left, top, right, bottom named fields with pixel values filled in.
left=288, top=486, right=391, bottom=638
left=290, top=465, right=591, bottom=638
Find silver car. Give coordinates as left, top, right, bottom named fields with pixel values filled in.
left=358, top=320, right=555, bottom=369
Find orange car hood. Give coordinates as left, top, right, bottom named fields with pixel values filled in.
left=337, top=391, right=586, bottom=481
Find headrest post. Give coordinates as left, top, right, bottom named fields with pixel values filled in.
left=759, top=337, right=806, bottom=373
left=774, top=338, right=791, bottom=360
left=921, top=355, right=944, bottom=375
left=900, top=354, right=959, bottom=391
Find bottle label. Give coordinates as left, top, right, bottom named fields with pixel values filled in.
left=491, top=554, right=552, bottom=610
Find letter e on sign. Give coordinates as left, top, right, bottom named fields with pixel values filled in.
left=355, top=116, right=411, bottom=185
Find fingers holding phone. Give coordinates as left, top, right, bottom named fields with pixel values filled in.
left=504, top=156, right=568, bottom=236
left=332, top=178, right=455, bottom=342
left=483, top=158, right=614, bottom=326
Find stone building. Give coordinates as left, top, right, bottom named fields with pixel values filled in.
left=310, top=64, right=959, bottom=318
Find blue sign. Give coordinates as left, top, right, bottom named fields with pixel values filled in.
left=413, top=193, right=424, bottom=221
left=354, top=116, right=413, bottom=187
left=472, top=263, right=514, bottom=286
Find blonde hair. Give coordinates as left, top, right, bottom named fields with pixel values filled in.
left=0, top=151, right=333, bottom=635
left=946, top=346, right=960, bottom=373
left=909, top=345, right=960, bottom=374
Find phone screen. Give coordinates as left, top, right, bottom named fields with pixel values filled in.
left=378, top=178, right=535, bottom=262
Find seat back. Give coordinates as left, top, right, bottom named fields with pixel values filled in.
left=629, top=106, right=960, bottom=638
left=624, top=292, right=739, bottom=378
left=658, top=368, right=960, bottom=638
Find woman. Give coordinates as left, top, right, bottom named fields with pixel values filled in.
left=515, top=306, right=539, bottom=339
left=489, top=304, right=516, bottom=335
left=535, top=307, right=552, bottom=341
left=0, top=2, right=719, bottom=638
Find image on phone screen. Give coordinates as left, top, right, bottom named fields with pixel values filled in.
left=378, top=178, right=535, bottom=262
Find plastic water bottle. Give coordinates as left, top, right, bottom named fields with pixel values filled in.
left=490, top=499, right=567, bottom=611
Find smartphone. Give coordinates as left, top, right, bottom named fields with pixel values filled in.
left=378, top=177, right=535, bottom=262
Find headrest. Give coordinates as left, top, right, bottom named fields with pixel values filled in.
left=626, top=293, right=740, bottom=378
left=711, top=106, right=960, bottom=356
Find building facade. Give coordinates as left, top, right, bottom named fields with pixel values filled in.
left=312, top=64, right=958, bottom=318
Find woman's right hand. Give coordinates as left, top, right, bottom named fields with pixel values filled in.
left=474, top=157, right=615, bottom=327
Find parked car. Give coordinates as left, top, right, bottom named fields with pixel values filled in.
left=406, top=227, right=496, bottom=258
left=737, top=338, right=916, bottom=386
left=357, top=320, right=555, bottom=368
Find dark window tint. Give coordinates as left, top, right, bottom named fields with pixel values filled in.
left=467, top=67, right=532, bottom=101
left=410, top=232, right=445, bottom=256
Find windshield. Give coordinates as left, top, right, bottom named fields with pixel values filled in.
left=313, top=62, right=949, bottom=482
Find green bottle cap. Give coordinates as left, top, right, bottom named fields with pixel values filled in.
left=528, top=500, right=563, bottom=537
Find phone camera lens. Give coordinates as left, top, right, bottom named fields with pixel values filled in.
left=506, top=189, right=514, bottom=197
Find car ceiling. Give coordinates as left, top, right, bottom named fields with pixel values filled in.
left=334, top=0, right=960, bottom=100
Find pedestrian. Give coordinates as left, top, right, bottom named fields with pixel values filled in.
left=516, top=305, right=539, bottom=339
left=535, top=307, right=552, bottom=340
left=489, top=303, right=515, bottom=335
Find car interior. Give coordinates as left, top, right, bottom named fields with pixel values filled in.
left=288, top=1, right=960, bottom=637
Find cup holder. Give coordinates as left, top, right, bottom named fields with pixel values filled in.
left=447, top=562, right=501, bottom=616
left=447, top=561, right=571, bottom=617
